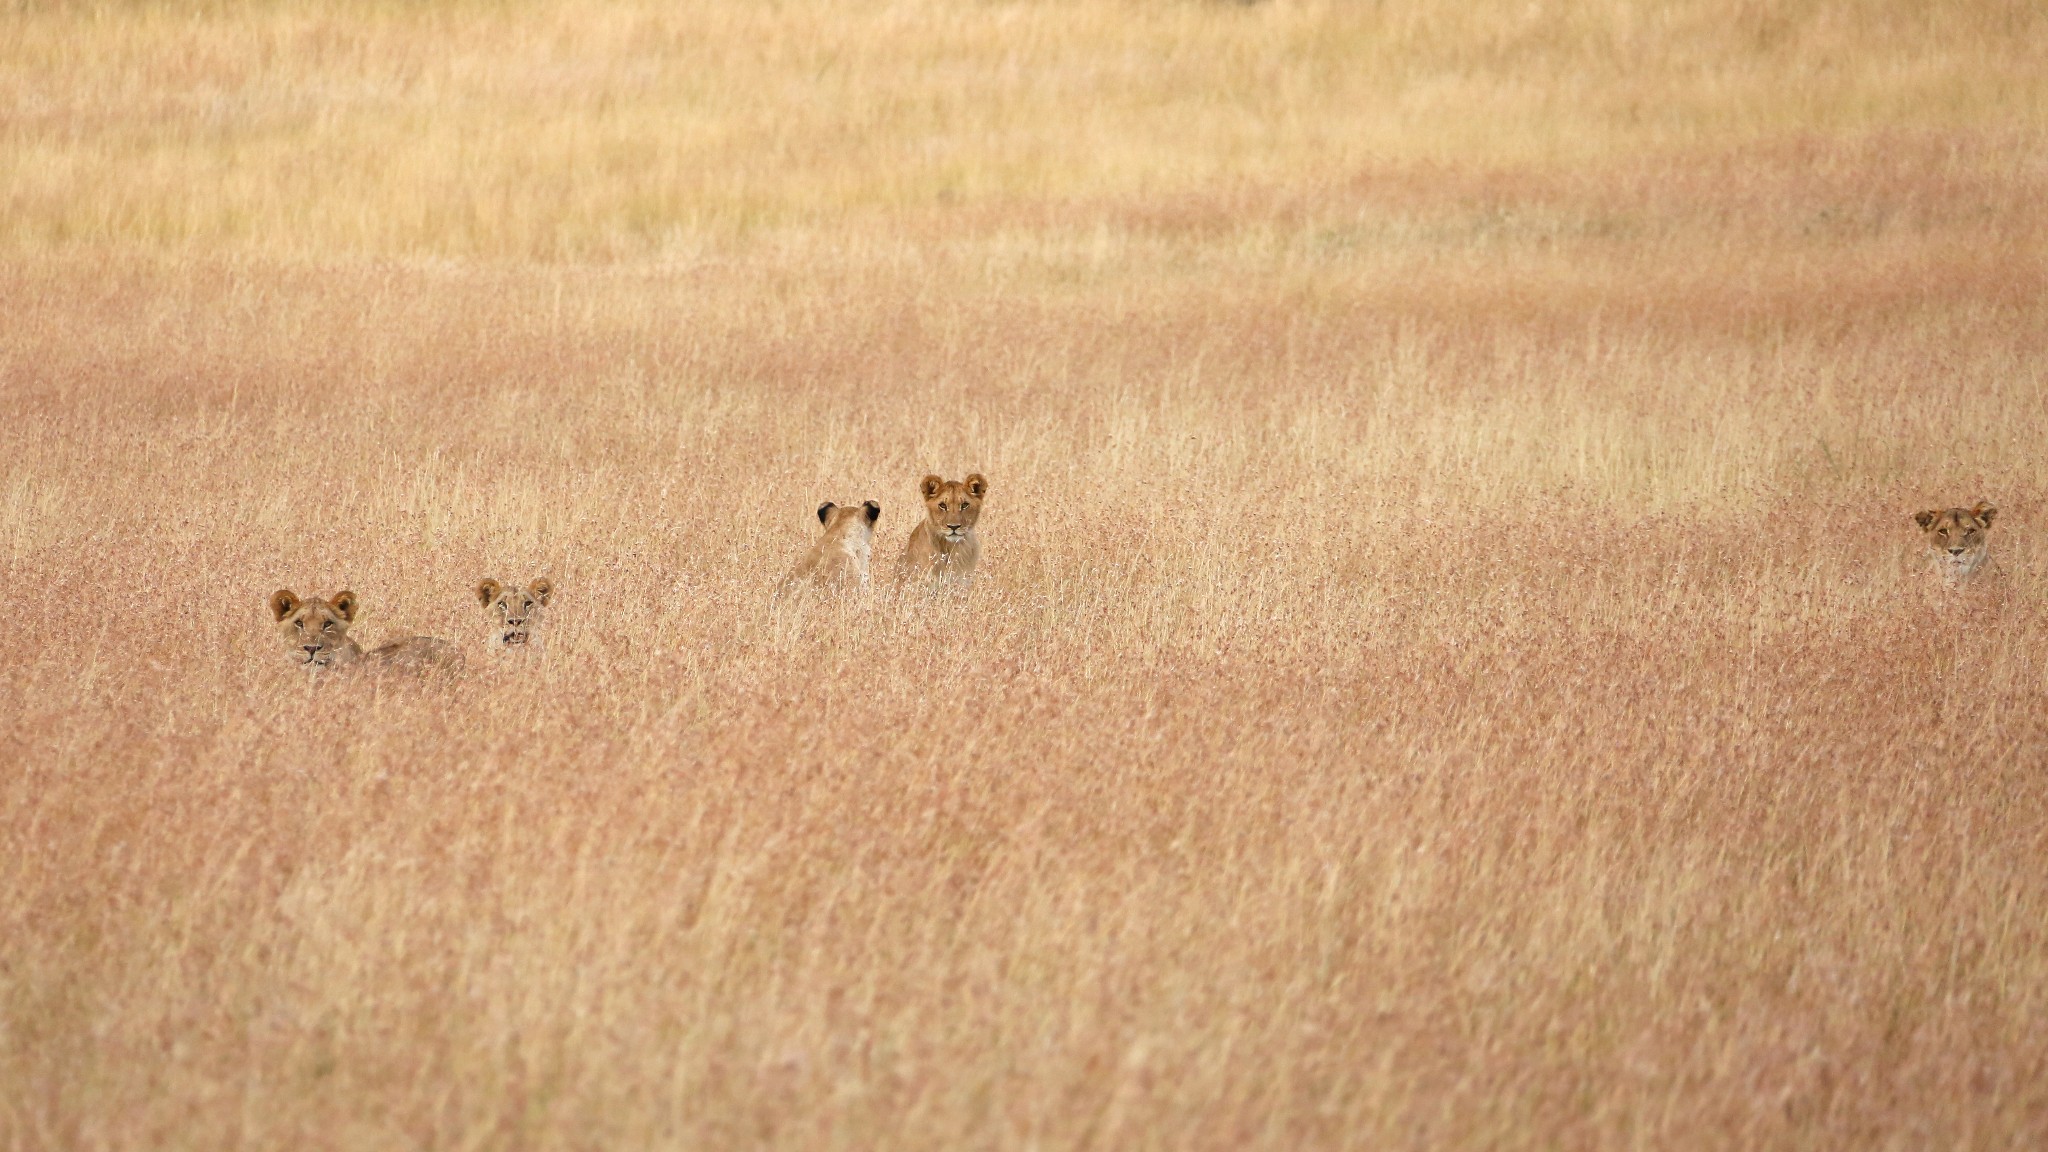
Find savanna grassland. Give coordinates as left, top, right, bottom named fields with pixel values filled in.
left=4, top=1, right=2047, bottom=1148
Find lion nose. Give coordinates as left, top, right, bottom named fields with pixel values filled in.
left=302, top=645, right=321, bottom=655
left=1949, top=547, right=1966, bottom=555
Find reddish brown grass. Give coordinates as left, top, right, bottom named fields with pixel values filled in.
left=3, top=2, right=2046, bottom=1149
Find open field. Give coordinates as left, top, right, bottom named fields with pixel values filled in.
left=4, top=1, right=2048, bottom=1148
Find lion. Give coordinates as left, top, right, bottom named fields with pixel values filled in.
left=477, top=578, right=555, bottom=649
left=898, top=473, right=987, bottom=586
left=780, top=501, right=880, bottom=592
left=269, top=589, right=461, bottom=673
left=1914, top=501, right=1998, bottom=586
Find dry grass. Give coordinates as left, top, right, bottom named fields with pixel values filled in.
left=4, top=1, right=2048, bottom=1148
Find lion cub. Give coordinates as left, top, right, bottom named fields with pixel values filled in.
left=899, top=473, right=987, bottom=586
left=1914, top=502, right=1998, bottom=586
left=782, top=501, right=881, bottom=591
left=477, top=578, right=554, bottom=649
left=269, top=589, right=461, bottom=674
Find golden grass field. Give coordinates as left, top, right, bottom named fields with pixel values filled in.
left=4, top=1, right=2047, bottom=1147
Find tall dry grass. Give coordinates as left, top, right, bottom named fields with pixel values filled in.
left=3, top=1, right=2047, bottom=1148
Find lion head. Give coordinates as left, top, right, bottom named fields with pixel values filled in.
left=781, top=501, right=881, bottom=591
left=1914, top=501, right=1997, bottom=584
left=476, top=578, right=553, bottom=649
left=917, top=473, right=986, bottom=547
left=270, top=589, right=363, bottom=668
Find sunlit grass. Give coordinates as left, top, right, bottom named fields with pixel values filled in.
left=2, top=2, right=2046, bottom=1149
left=4, top=0, right=2044, bottom=257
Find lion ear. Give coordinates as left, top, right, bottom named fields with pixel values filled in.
left=1913, top=510, right=1939, bottom=530
left=817, top=502, right=836, bottom=526
left=919, top=475, right=944, bottom=500
left=270, top=589, right=300, bottom=622
left=476, top=579, right=502, bottom=608
left=1971, top=501, right=1997, bottom=528
left=331, top=591, right=358, bottom=623
left=863, top=500, right=881, bottom=524
left=530, top=578, right=553, bottom=606
left=964, top=473, right=988, bottom=499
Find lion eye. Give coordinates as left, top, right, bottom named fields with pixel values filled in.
left=323, top=621, right=335, bottom=632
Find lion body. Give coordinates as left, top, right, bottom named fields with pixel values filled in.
left=269, top=589, right=462, bottom=674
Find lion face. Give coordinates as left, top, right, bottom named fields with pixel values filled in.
left=918, top=473, right=986, bottom=546
left=477, top=578, right=553, bottom=649
left=270, top=589, right=361, bottom=668
left=1914, top=502, right=1996, bottom=582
